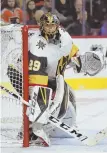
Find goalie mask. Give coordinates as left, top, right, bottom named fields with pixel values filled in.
left=40, top=12, right=61, bottom=42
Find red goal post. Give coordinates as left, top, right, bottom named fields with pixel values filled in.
left=23, top=25, right=39, bottom=147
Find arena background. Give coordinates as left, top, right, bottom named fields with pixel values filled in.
left=1, top=0, right=107, bottom=90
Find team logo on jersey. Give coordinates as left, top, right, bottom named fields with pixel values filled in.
left=36, top=40, right=46, bottom=50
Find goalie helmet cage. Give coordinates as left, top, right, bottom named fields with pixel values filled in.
left=0, top=25, right=39, bottom=147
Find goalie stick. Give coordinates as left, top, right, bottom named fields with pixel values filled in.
left=0, top=85, right=107, bottom=146
left=48, top=116, right=107, bottom=146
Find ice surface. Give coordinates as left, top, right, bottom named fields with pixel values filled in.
left=1, top=90, right=107, bottom=153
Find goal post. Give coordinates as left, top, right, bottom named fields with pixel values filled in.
left=22, top=25, right=39, bottom=147
left=22, top=25, right=29, bottom=147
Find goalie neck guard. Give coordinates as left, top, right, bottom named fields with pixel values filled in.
left=39, top=12, right=61, bottom=43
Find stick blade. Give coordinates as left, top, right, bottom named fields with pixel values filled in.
left=83, top=127, right=107, bottom=146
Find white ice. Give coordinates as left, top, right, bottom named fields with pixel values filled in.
left=1, top=89, right=107, bottom=153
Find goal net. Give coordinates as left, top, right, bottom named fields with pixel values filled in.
left=0, top=25, right=39, bottom=147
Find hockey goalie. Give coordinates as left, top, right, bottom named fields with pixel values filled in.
left=6, top=12, right=105, bottom=146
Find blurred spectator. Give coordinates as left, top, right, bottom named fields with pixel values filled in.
left=60, top=0, right=66, bottom=5
left=55, top=0, right=66, bottom=15
left=74, top=0, right=85, bottom=20
left=1, top=0, right=23, bottom=24
left=34, top=0, right=44, bottom=9
left=26, top=0, right=37, bottom=24
left=99, top=15, right=107, bottom=36
left=70, top=10, right=91, bottom=36
left=41, top=0, right=67, bottom=22
left=27, top=9, right=44, bottom=25
left=64, top=0, right=89, bottom=35
left=86, top=0, right=107, bottom=29
left=90, top=28, right=100, bottom=36
left=56, top=0, right=77, bottom=20
left=75, top=0, right=83, bottom=13
left=0, top=1, right=1, bottom=13
left=0, top=0, right=1, bottom=8
left=34, top=10, right=44, bottom=24
left=42, top=0, right=73, bottom=22
left=18, top=0, right=22, bottom=8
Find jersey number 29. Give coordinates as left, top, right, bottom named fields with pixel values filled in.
left=29, top=60, right=41, bottom=71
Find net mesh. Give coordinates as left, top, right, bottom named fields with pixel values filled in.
left=0, top=25, right=24, bottom=146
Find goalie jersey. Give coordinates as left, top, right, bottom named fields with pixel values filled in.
left=28, top=27, right=79, bottom=85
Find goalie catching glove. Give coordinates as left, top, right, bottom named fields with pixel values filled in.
left=71, top=49, right=105, bottom=76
